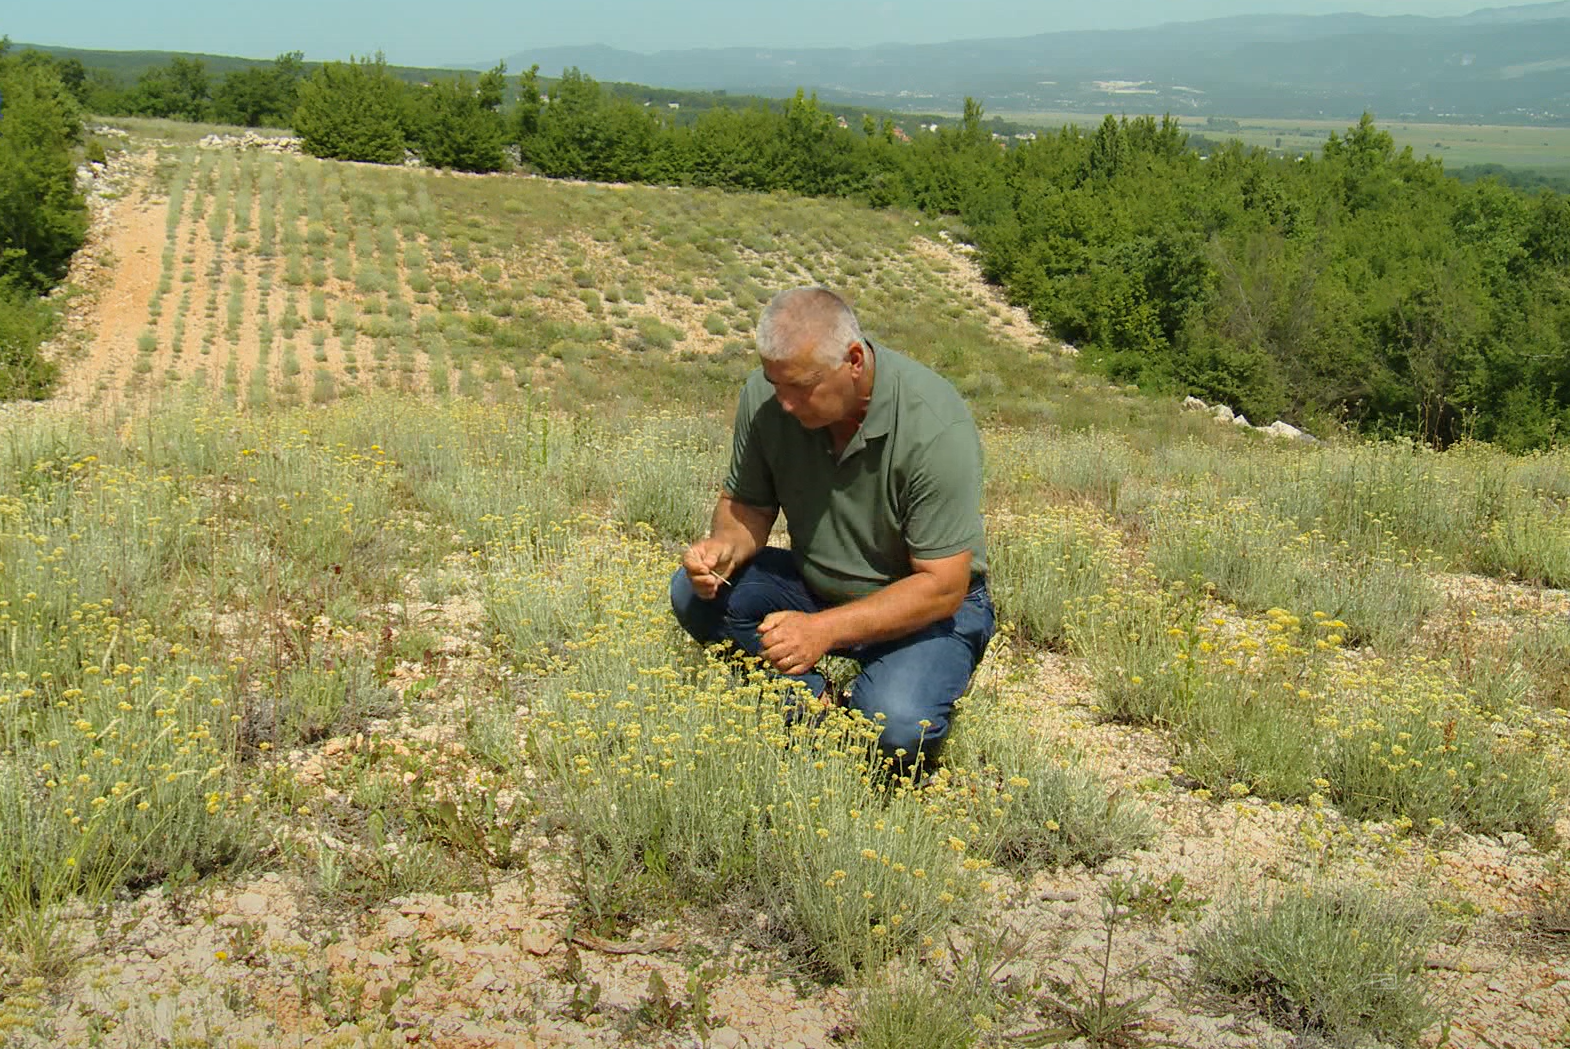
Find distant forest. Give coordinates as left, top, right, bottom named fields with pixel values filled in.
left=6, top=43, right=1570, bottom=450
left=25, top=45, right=1032, bottom=138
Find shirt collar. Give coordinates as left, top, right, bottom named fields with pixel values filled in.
left=858, top=338, right=894, bottom=440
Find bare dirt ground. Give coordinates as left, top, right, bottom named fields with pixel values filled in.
left=21, top=143, right=1570, bottom=1049
left=47, top=148, right=167, bottom=407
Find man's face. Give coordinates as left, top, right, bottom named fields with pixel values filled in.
left=763, top=340, right=862, bottom=429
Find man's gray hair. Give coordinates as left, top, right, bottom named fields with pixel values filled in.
left=756, top=287, right=863, bottom=370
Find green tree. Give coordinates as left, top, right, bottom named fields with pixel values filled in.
left=81, top=67, right=133, bottom=115
left=410, top=66, right=507, bottom=173
left=0, top=54, right=87, bottom=289
left=515, top=63, right=544, bottom=143
left=292, top=53, right=407, bottom=164
left=131, top=56, right=212, bottom=121
left=0, top=49, right=82, bottom=398
left=212, top=52, right=305, bottom=127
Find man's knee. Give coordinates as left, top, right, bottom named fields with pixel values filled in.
left=875, top=712, right=950, bottom=768
left=849, top=639, right=977, bottom=770
left=854, top=678, right=953, bottom=767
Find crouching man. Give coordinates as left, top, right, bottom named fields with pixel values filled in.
left=670, top=286, right=994, bottom=778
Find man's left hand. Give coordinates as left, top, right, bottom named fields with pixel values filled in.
left=758, top=611, right=835, bottom=676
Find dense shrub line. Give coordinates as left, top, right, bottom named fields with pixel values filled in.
left=0, top=41, right=88, bottom=398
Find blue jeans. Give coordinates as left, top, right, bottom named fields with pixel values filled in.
left=669, top=548, right=996, bottom=774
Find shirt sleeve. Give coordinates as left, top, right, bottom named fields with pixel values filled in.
left=902, top=420, right=984, bottom=562
left=723, top=376, right=778, bottom=509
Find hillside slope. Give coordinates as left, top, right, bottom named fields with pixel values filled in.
left=3, top=125, right=1567, bottom=1049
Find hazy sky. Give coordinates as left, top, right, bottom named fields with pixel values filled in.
left=7, top=0, right=1506, bottom=65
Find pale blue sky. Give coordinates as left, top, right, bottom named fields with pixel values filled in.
left=7, top=0, right=1503, bottom=65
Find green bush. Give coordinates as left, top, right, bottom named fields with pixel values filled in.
left=0, top=284, right=59, bottom=399
left=272, top=660, right=392, bottom=746
left=855, top=969, right=984, bottom=1049
left=293, top=54, right=406, bottom=164
left=1194, top=883, right=1435, bottom=1046
left=632, top=315, right=684, bottom=351
left=988, top=507, right=1127, bottom=646
left=0, top=57, right=88, bottom=292
left=943, top=681, right=1152, bottom=871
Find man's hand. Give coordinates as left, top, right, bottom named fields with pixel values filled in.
left=682, top=537, right=740, bottom=600
left=759, top=610, right=835, bottom=676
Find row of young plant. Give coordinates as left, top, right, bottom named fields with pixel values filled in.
left=127, top=138, right=1044, bottom=415
left=130, top=144, right=454, bottom=405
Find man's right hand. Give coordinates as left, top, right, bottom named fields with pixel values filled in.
left=683, top=538, right=739, bottom=600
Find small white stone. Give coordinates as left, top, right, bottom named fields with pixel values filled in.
left=1265, top=420, right=1304, bottom=440
left=384, top=916, right=417, bottom=939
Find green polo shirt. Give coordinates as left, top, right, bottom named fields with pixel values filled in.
left=724, top=339, right=987, bottom=603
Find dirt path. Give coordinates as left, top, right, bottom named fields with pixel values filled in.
left=52, top=149, right=168, bottom=407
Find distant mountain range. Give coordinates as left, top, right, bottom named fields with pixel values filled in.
left=487, top=1, right=1570, bottom=122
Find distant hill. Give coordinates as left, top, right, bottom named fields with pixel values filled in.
left=19, top=45, right=474, bottom=88
left=16, top=42, right=1009, bottom=137
left=490, top=2, right=1570, bottom=123
left=1456, top=0, right=1570, bottom=24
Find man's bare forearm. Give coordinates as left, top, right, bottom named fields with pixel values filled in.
left=711, top=493, right=777, bottom=565
left=815, top=570, right=967, bottom=650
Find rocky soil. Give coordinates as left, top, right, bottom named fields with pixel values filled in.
left=6, top=132, right=1568, bottom=1049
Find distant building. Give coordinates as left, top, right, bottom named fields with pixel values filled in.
left=891, top=126, right=911, bottom=143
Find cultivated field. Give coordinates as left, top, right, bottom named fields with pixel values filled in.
left=2, top=124, right=1569, bottom=1048
left=994, top=109, right=1570, bottom=171
left=51, top=124, right=1054, bottom=420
